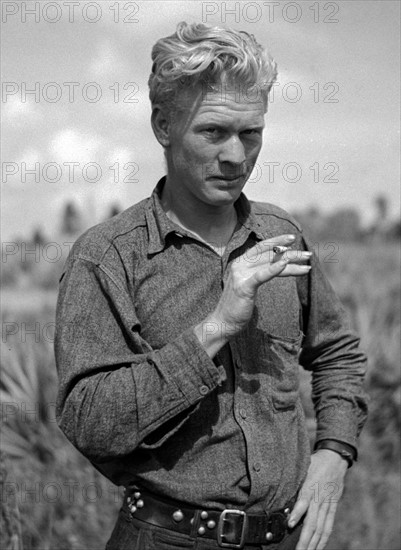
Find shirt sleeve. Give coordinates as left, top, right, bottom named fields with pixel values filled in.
left=296, top=234, right=369, bottom=451
left=54, top=252, right=226, bottom=463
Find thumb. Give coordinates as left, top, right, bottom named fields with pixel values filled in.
left=288, top=491, right=310, bottom=528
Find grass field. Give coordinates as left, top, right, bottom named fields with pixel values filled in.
left=1, top=242, right=400, bottom=550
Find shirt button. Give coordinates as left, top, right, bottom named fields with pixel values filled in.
left=239, top=408, right=247, bottom=419
left=199, top=385, right=209, bottom=396
left=253, top=462, right=261, bottom=472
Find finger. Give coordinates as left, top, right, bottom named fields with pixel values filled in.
left=316, top=502, right=338, bottom=550
left=263, top=234, right=297, bottom=247
left=294, top=500, right=320, bottom=550
left=278, top=264, right=311, bottom=277
left=246, top=234, right=297, bottom=260
left=289, top=493, right=310, bottom=529
left=252, top=257, right=290, bottom=284
left=272, top=245, right=289, bottom=254
left=296, top=500, right=318, bottom=550
left=305, top=500, right=330, bottom=550
left=251, top=257, right=311, bottom=286
left=275, top=250, right=312, bottom=264
left=249, top=249, right=311, bottom=267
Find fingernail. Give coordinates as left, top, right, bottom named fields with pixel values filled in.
left=288, top=235, right=296, bottom=241
left=288, top=518, right=296, bottom=528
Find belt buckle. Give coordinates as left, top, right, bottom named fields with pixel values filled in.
left=217, top=509, right=247, bottom=549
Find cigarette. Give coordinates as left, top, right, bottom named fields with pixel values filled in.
left=273, top=246, right=289, bottom=254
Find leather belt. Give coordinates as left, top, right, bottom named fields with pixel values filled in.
left=123, top=488, right=298, bottom=548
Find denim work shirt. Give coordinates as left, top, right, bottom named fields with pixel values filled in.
left=55, top=177, right=368, bottom=513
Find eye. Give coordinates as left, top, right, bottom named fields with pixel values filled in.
left=201, top=127, right=224, bottom=140
left=203, top=127, right=218, bottom=135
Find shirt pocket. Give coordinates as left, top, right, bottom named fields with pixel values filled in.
left=261, top=332, right=303, bottom=412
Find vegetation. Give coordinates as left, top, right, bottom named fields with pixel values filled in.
left=1, top=204, right=400, bottom=549
left=300, top=242, right=400, bottom=550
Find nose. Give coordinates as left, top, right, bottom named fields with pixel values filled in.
left=218, top=134, right=246, bottom=166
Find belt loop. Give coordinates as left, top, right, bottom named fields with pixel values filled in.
left=189, top=509, right=201, bottom=538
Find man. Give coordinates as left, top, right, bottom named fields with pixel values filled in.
left=55, top=22, right=368, bottom=550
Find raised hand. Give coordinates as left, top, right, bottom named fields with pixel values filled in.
left=195, top=234, right=312, bottom=357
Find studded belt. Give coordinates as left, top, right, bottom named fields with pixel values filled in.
left=124, top=488, right=299, bottom=548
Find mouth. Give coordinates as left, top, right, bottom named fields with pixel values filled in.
left=210, top=174, right=246, bottom=182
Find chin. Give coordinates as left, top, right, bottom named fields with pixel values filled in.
left=204, top=188, right=241, bottom=206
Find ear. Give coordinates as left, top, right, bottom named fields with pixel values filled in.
left=151, top=106, right=171, bottom=148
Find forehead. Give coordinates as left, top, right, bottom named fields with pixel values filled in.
left=175, top=87, right=266, bottom=127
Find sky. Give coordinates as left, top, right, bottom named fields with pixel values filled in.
left=1, top=0, right=400, bottom=240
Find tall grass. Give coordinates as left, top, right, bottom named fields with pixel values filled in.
left=1, top=322, right=120, bottom=550
left=322, top=243, right=400, bottom=550
left=1, top=242, right=400, bottom=549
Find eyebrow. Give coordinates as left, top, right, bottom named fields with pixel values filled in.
left=194, top=121, right=265, bottom=131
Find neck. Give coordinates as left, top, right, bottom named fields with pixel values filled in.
left=160, top=178, right=238, bottom=247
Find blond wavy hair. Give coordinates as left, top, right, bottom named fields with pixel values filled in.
left=148, top=21, right=277, bottom=115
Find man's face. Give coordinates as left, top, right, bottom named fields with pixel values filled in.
left=164, top=86, right=265, bottom=208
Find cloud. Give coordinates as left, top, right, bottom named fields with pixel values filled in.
left=17, top=147, right=42, bottom=166
left=49, top=128, right=102, bottom=164
left=88, top=40, right=127, bottom=78
left=1, top=94, right=40, bottom=126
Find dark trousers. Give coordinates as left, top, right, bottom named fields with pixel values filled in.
left=106, top=507, right=303, bottom=550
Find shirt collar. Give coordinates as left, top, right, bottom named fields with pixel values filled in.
left=145, top=176, right=265, bottom=255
